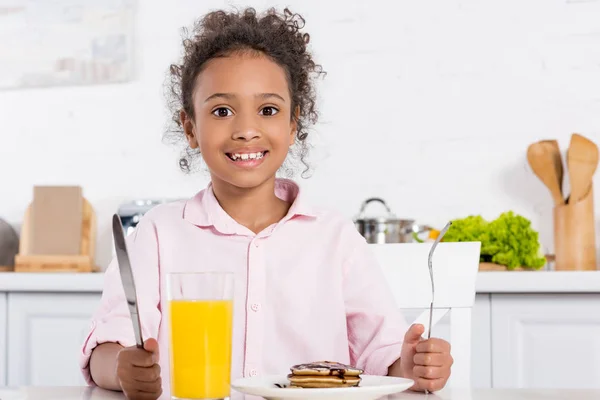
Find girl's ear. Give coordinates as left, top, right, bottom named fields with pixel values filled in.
left=181, top=110, right=199, bottom=149
left=289, top=105, right=300, bottom=146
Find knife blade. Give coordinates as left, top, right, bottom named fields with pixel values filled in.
left=112, top=213, right=144, bottom=348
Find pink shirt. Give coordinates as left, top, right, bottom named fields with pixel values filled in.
left=80, top=178, right=407, bottom=397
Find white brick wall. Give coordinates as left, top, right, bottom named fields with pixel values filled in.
left=0, top=0, right=599, bottom=269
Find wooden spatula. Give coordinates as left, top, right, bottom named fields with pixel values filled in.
left=541, top=139, right=564, bottom=202
left=566, top=133, right=599, bottom=204
left=527, top=140, right=564, bottom=205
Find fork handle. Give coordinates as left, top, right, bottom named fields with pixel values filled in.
left=427, top=302, right=433, bottom=339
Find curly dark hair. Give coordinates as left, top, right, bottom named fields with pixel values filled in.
left=163, top=7, right=325, bottom=177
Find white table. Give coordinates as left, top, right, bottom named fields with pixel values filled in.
left=1, top=387, right=600, bottom=400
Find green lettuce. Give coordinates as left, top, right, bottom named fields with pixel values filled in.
left=443, top=211, right=546, bottom=270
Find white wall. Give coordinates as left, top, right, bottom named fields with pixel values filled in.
left=1, top=0, right=599, bottom=270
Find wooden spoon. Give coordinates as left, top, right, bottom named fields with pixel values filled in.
left=541, top=140, right=564, bottom=202
left=527, top=140, right=564, bottom=205
left=566, top=133, right=599, bottom=204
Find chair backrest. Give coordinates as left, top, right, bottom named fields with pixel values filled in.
left=369, top=241, right=481, bottom=388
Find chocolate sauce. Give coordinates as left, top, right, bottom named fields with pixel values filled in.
left=290, top=361, right=362, bottom=379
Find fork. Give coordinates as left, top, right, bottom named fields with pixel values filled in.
left=426, top=221, right=452, bottom=339
left=424, top=221, right=452, bottom=395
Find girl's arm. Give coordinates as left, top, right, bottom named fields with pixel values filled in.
left=341, top=230, right=453, bottom=392
left=90, top=342, right=124, bottom=390
left=341, top=225, right=408, bottom=376
left=387, top=358, right=403, bottom=377
left=79, top=214, right=162, bottom=388
left=90, top=339, right=163, bottom=398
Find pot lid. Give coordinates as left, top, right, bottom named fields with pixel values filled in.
left=353, top=197, right=411, bottom=223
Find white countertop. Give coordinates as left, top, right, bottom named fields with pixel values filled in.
left=476, top=270, right=600, bottom=293
left=0, top=272, right=105, bottom=292
left=0, top=270, right=599, bottom=293
left=1, top=387, right=599, bottom=400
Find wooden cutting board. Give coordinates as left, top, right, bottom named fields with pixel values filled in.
left=479, top=262, right=528, bottom=271
left=15, top=196, right=97, bottom=272
left=29, top=186, right=83, bottom=255
left=479, top=254, right=553, bottom=271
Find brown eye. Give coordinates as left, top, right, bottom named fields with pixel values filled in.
left=212, top=107, right=232, bottom=117
left=260, top=106, right=279, bottom=116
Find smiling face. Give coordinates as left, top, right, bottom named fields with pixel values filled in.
left=181, top=51, right=297, bottom=191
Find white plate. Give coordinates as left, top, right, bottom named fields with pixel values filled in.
left=231, top=374, right=414, bottom=400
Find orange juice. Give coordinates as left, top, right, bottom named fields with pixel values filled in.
left=169, top=299, right=233, bottom=399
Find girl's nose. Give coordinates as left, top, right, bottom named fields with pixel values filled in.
left=232, top=113, right=261, bottom=141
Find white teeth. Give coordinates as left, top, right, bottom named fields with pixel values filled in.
left=229, top=152, right=265, bottom=161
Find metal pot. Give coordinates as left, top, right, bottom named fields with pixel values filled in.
left=354, top=197, right=433, bottom=244
left=0, top=218, right=19, bottom=269
left=118, top=199, right=166, bottom=236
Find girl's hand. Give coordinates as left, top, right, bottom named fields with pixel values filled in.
left=116, top=338, right=163, bottom=400
left=399, top=323, right=453, bottom=392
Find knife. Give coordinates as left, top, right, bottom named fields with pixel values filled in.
left=112, top=213, right=144, bottom=348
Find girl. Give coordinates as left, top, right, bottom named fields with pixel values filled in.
left=80, top=7, right=453, bottom=400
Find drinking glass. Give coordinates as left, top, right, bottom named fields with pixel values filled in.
left=167, top=272, right=234, bottom=400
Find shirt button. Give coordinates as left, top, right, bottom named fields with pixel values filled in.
left=251, top=303, right=260, bottom=312
left=254, top=241, right=259, bottom=248
left=249, top=369, right=258, bottom=377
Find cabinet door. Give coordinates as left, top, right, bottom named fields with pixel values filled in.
left=7, top=292, right=101, bottom=386
left=0, top=293, right=6, bottom=385
left=491, top=294, right=600, bottom=389
left=471, top=294, right=491, bottom=388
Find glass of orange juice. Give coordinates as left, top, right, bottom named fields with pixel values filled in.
left=166, top=272, right=234, bottom=400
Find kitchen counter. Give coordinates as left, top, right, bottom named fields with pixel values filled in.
left=476, top=270, right=600, bottom=293
left=0, top=272, right=106, bottom=292
left=1, top=270, right=599, bottom=293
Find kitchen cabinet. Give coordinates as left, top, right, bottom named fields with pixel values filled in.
left=0, top=271, right=599, bottom=388
left=0, top=293, right=6, bottom=386
left=471, top=294, right=492, bottom=388
left=6, top=292, right=101, bottom=386
left=491, top=293, right=600, bottom=389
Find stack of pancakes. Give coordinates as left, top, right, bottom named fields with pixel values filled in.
left=287, top=361, right=363, bottom=388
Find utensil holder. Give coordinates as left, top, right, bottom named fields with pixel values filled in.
left=553, top=184, right=597, bottom=270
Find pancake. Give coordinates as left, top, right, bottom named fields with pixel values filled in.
left=286, top=361, right=364, bottom=389
left=287, top=373, right=361, bottom=388
left=290, top=361, right=363, bottom=377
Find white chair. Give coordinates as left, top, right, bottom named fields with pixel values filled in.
left=369, top=242, right=481, bottom=388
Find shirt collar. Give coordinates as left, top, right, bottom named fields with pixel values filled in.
left=183, top=178, right=318, bottom=233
